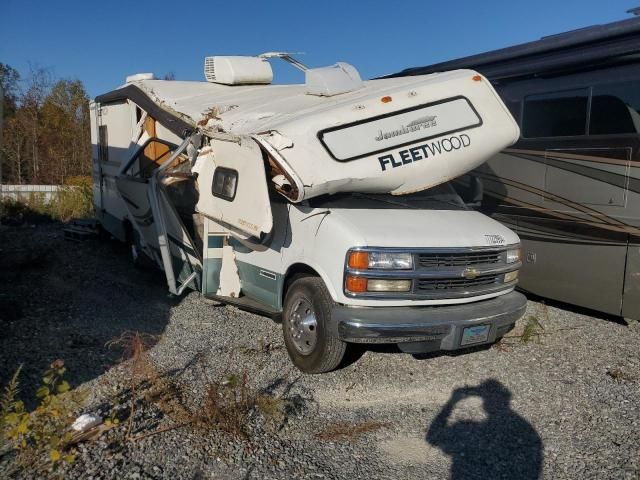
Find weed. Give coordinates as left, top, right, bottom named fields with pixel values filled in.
left=53, top=176, right=94, bottom=221
left=315, top=420, right=389, bottom=442
left=0, top=175, right=94, bottom=224
left=105, top=331, right=296, bottom=445
left=0, top=360, right=86, bottom=474
left=521, top=316, right=545, bottom=343
left=606, top=367, right=636, bottom=382
left=0, top=365, right=23, bottom=447
left=106, top=331, right=165, bottom=439
left=200, top=372, right=285, bottom=437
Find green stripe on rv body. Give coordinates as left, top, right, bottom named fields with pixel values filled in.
left=203, top=258, right=222, bottom=295
left=235, top=261, right=284, bottom=311
left=207, top=236, right=224, bottom=248
left=204, top=235, right=283, bottom=309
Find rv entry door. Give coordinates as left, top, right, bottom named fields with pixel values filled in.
left=196, top=137, right=273, bottom=240
left=116, top=137, right=203, bottom=295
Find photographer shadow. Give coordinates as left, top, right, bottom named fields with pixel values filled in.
left=426, top=379, right=543, bottom=479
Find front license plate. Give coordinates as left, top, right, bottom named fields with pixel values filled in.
left=461, top=324, right=490, bottom=346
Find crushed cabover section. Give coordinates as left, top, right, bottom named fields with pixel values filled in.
left=129, top=70, right=518, bottom=203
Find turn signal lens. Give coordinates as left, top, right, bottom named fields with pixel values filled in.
left=366, top=279, right=412, bottom=292
left=348, top=251, right=369, bottom=270
left=504, top=270, right=519, bottom=283
left=381, top=96, right=392, bottom=103
left=346, top=275, right=367, bottom=293
left=472, top=75, right=482, bottom=82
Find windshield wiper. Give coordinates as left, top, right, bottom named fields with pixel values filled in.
left=352, top=193, right=419, bottom=209
left=425, top=197, right=467, bottom=209
left=353, top=193, right=465, bottom=210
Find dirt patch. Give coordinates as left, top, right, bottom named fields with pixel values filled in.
left=379, top=435, right=449, bottom=468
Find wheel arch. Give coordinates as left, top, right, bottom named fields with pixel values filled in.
left=282, top=261, right=339, bottom=306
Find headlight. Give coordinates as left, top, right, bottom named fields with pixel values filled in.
left=347, top=251, right=413, bottom=270
left=506, top=247, right=521, bottom=264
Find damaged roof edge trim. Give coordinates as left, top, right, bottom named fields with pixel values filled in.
left=95, top=85, right=194, bottom=139
left=251, top=135, right=305, bottom=203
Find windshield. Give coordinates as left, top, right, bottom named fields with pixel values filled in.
left=308, top=182, right=468, bottom=210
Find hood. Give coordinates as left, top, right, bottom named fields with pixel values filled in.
left=326, top=208, right=519, bottom=249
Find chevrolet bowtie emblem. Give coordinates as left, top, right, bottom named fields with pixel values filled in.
left=462, top=267, right=480, bottom=280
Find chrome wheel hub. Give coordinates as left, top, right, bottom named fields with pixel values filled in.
left=288, top=298, right=317, bottom=355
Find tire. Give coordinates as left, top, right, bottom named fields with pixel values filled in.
left=282, top=275, right=347, bottom=373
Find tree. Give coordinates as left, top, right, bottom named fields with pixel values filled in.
left=20, top=66, right=52, bottom=182
left=0, top=65, right=92, bottom=185
left=0, top=63, right=20, bottom=119
left=0, top=63, right=20, bottom=185
left=40, top=79, right=91, bottom=183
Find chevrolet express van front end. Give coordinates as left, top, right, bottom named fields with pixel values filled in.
left=269, top=189, right=526, bottom=371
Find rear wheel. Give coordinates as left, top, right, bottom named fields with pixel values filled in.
left=282, top=276, right=346, bottom=373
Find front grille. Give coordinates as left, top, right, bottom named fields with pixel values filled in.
left=418, top=251, right=501, bottom=269
left=416, top=274, right=500, bottom=293
left=344, top=246, right=518, bottom=300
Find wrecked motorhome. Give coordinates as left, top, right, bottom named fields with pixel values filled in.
left=90, top=54, right=526, bottom=372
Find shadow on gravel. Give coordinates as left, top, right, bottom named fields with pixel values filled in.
left=0, top=223, right=181, bottom=407
left=339, top=342, right=495, bottom=369
left=427, top=379, right=543, bottom=480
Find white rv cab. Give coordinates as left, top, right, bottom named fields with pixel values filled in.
left=90, top=54, right=526, bottom=372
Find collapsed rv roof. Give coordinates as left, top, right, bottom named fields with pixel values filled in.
left=387, top=16, right=640, bottom=82
left=96, top=75, right=437, bottom=138
left=95, top=69, right=520, bottom=202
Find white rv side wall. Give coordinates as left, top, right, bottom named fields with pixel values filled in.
left=89, top=101, right=101, bottom=212
left=95, top=100, right=137, bottom=240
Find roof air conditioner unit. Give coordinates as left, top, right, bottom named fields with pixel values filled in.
left=305, top=62, right=363, bottom=96
left=126, top=73, right=155, bottom=83
left=204, top=56, right=273, bottom=85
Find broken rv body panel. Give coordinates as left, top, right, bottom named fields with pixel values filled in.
left=194, top=137, right=273, bottom=238
left=123, top=70, right=519, bottom=201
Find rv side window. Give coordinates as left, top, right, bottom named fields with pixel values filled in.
left=522, top=89, right=588, bottom=138
left=98, top=126, right=108, bottom=162
left=590, top=81, right=640, bottom=135
left=212, top=167, right=238, bottom=201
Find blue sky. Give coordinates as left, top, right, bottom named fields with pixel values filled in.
left=1, top=1, right=638, bottom=98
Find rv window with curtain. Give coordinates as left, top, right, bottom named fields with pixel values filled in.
left=590, top=81, right=640, bottom=135
left=522, top=89, right=588, bottom=138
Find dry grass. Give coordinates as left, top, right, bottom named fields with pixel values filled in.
left=520, top=315, right=545, bottom=343
left=0, top=176, right=94, bottom=224
left=315, top=420, right=389, bottom=442
left=199, top=372, right=286, bottom=438
left=106, top=331, right=287, bottom=443
left=606, top=367, right=636, bottom=383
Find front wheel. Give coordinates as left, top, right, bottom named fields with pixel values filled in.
left=282, top=276, right=346, bottom=373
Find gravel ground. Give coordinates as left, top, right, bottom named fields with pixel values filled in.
left=1, top=222, right=639, bottom=479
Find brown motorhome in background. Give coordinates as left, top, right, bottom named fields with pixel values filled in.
left=390, top=15, right=640, bottom=320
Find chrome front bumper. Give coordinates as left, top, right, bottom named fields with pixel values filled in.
left=333, top=291, right=527, bottom=350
